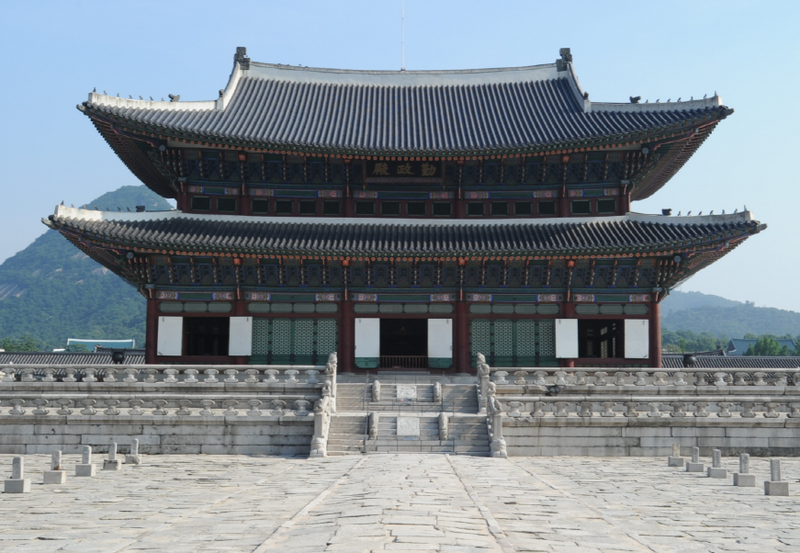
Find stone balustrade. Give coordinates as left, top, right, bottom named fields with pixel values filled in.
left=490, top=367, right=800, bottom=389
left=496, top=395, right=800, bottom=419
left=0, top=364, right=328, bottom=386
left=0, top=394, right=317, bottom=418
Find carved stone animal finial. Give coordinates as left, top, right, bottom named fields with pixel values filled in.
left=234, top=46, right=250, bottom=70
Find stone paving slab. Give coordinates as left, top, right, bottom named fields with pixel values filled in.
left=1, top=454, right=799, bottom=552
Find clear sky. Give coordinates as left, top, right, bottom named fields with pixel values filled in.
left=1, top=0, right=798, bottom=310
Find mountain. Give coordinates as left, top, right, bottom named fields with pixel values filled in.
left=0, top=186, right=173, bottom=351
left=660, top=290, right=743, bottom=316
left=661, top=291, right=800, bottom=338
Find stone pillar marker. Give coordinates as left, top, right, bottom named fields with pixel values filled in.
left=686, top=446, right=704, bottom=472
left=43, top=450, right=68, bottom=484
left=668, top=443, right=684, bottom=467
left=733, top=453, right=756, bottom=487
left=5, top=456, right=31, bottom=493
left=707, top=449, right=727, bottom=478
left=75, top=445, right=97, bottom=477
left=103, top=443, right=122, bottom=471
left=126, top=438, right=142, bottom=465
left=764, top=459, right=789, bottom=496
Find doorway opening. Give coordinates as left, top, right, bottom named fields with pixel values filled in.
left=380, top=318, right=428, bottom=369
left=578, top=320, right=622, bottom=359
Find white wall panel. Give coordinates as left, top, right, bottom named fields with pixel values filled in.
left=157, top=317, right=183, bottom=357
left=624, top=319, right=649, bottom=359
left=427, top=319, right=453, bottom=359
left=229, top=317, right=253, bottom=356
left=555, top=319, right=578, bottom=358
left=355, top=318, right=381, bottom=358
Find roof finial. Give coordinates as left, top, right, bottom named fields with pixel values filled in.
left=556, top=48, right=572, bottom=71
left=235, top=46, right=250, bottom=70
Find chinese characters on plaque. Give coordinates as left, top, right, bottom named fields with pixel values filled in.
left=365, top=160, right=442, bottom=182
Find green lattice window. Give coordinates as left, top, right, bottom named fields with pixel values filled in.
left=251, top=318, right=338, bottom=364
left=470, top=319, right=556, bottom=367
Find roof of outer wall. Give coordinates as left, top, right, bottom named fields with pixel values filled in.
left=0, top=351, right=145, bottom=365
left=80, top=55, right=730, bottom=161
left=662, top=354, right=800, bottom=369
left=727, top=338, right=797, bottom=356
left=44, top=206, right=763, bottom=259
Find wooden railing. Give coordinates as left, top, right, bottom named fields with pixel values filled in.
left=379, top=356, right=428, bottom=369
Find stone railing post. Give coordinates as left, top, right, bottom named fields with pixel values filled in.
left=368, top=411, right=379, bottom=440
left=309, top=395, right=332, bottom=458
left=439, top=412, right=449, bottom=441
left=477, top=353, right=489, bottom=414
left=325, top=352, right=338, bottom=412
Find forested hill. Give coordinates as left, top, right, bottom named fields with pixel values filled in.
left=661, top=291, right=800, bottom=338
left=0, top=186, right=172, bottom=351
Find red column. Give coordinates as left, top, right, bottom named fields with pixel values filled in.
left=339, top=301, right=354, bottom=372
left=455, top=301, right=471, bottom=374
left=145, top=299, right=158, bottom=364
left=649, top=300, right=662, bottom=368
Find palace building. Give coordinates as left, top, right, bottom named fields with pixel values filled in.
left=47, top=48, right=763, bottom=371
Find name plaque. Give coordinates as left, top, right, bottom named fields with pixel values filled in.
left=364, top=160, right=444, bottom=184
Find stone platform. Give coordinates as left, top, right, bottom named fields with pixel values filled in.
left=1, top=454, right=798, bottom=552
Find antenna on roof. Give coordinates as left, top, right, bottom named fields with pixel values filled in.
left=401, top=3, right=405, bottom=71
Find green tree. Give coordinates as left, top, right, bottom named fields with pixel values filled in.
left=0, top=334, right=40, bottom=352
left=744, top=335, right=792, bottom=356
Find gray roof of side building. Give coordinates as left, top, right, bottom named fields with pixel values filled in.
left=0, top=351, right=145, bottom=365
left=662, top=354, right=800, bottom=369
left=79, top=54, right=730, bottom=157
left=727, top=338, right=797, bottom=356
left=45, top=207, right=763, bottom=258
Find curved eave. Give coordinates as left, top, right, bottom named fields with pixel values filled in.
left=82, top=102, right=728, bottom=160
left=44, top=211, right=763, bottom=262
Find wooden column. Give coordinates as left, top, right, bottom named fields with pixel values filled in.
left=339, top=301, right=354, bottom=372
left=145, top=299, right=158, bottom=364
left=649, top=300, right=662, bottom=368
left=455, top=301, right=471, bottom=373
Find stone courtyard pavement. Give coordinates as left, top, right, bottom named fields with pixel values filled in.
left=1, top=454, right=799, bottom=553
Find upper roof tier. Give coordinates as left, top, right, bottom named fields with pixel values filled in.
left=79, top=48, right=731, bottom=160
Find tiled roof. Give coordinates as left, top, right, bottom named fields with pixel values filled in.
left=45, top=207, right=762, bottom=258
left=0, top=351, right=145, bottom=365
left=662, top=354, right=800, bottom=369
left=80, top=59, right=730, bottom=157
left=727, top=338, right=797, bottom=356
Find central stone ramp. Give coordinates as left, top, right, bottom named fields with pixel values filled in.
left=328, top=378, right=489, bottom=456
left=366, top=414, right=489, bottom=455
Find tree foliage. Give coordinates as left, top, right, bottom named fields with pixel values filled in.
left=743, top=336, right=794, bottom=356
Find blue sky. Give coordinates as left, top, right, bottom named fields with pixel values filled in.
left=1, top=0, right=798, bottom=311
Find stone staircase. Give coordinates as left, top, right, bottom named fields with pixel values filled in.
left=326, top=378, right=489, bottom=456
left=326, top=414, right=367, bottom=456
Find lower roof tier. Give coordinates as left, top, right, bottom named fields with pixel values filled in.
left=46, top=207, right=763, bottom=259
left=45, top=207, right=763, bottom=297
